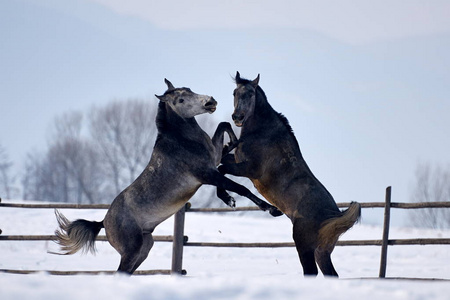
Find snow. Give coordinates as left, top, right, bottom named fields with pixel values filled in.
left=1, top=200, right=450, bottom=299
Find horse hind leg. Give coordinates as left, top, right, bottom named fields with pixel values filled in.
left=116, top=233, right=143, bottom=274
left=292, top=219, right=318, bottom=276
left=106, top=214, right=154, bottom=275
left=315, top=249, right=338, bottom=277
left=297, top=249, right=318, bottom=276
left=128, top=233, right=154, bottom=274
left=117, top=233, right=154, bottom=275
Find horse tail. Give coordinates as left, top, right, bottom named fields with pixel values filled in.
left=318, top=202, right=361, bottom=251
left=52, top=209, right=104, bottom=255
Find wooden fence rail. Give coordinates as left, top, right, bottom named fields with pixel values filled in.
left=1, top=186, right=450, bottom=278
left=0, top=235, right=178, bottom=242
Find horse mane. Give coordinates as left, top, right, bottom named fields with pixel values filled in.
left=233, top=74, right=250, bottom=85
left=234, top=75, right=268, bottom=105
left=155, top=100, right=174, bottom=145
left=276, top=112, right=295, bottom=136
left=235, top=74, right=298, bottom=143
left=276, top=112, right=302, bottom=151
left=255, top=86, right=300, bottom=150
left=155, top=99, right=200, bottom=145
left=155, top=100, right=167, bottom=133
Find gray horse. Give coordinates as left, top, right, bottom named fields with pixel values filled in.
left=218, top=72, right=361, bottom=277
left=54, top=79, right=282, bottom=274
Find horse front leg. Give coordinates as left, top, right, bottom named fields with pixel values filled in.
left=218, top=160, right=260, bottom=179
left=216, top=158, right=269, bottom=211
left=211, top=122, right=239, bottom=166
left=216, top=153, right=237, bottom=208
left=203, top=170, right=283, bottom=217
left=212, top=122, right=240, bottom=208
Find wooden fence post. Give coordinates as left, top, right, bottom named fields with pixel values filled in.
left=379, top=186, right=392, bottom=278
left=171, top=204, right=186, bottom=275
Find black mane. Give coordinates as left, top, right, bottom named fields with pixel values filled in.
left=277, top=112, right=295, bottom=135
left=154, top=99, right=200, bottom=147
left=234, top=74, right=268, bottom=107
left=235, top=74, right=296, bottom=143
left=234, top=75, right=251, bottom=85
left=155, top=100, right=168, bottom=134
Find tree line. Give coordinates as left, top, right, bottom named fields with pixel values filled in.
left=1, top=98, right=240, bottom=207
left=408, top=162, right=450, bottom=229
left=19, top=99, right=158, bottom=204
left=0, top=99, right=449, bottom=225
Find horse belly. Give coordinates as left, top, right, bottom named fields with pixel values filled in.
left=252, top=179, right=292, bottom=216
left=110, top=171, right=201, bottom=232
left=141, top=175, right=201, bottom=230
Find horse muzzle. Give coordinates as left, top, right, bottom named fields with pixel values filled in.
left=204, top=97, right=217, bottom=113
left=232, top=113, right=245, bottom=127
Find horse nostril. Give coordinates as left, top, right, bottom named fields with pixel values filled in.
left=205, top=97, right=217, bottom=107
left=232, top=113, right=244, bottom=122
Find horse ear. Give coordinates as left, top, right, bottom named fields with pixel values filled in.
left=164, top=78, right=175, bottom=91
left=251, top=74, right=260, bottom=87
left=235, top=71, right=242, bottom=84
left=155, top=94, right=167, bottom=102
left=156, top=78, right=175, bottom=102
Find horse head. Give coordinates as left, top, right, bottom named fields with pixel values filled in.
left=232, top=72, right=260, bottom=127
left=156, top=79, right=217, bottom=118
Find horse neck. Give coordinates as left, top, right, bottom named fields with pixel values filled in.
left=156, top=102, right=203, bottom=139
left=241, top=87, right=277, bottom=134
left=245, top=92, right=322, bottom=184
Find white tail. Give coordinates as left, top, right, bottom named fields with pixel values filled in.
left=53, top=209, right=103, bottom=255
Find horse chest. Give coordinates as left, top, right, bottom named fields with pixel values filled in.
left=252, top=179, right=269, bottom=196
left=252, top=178, right=288, bottom=213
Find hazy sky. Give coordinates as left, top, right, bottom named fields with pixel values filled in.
left=1, top=0, right=449, bottom=225
left=90, top=0, right=450, bottom=44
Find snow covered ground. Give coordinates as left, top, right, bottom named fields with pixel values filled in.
left=1, top=200, right=450, bottom=299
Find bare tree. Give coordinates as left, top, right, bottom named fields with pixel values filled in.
left=20, top=98, right=241, bottom=207
left=22, top=99, right=159, bottom=204
left=22, top=151, right=45, bottom=201
left=50, top=111, right=108, bottom=203
left=22, top=111, right=105, bottom=203
left=89, top=99, right=157, bottom=197
left=408, top=162, right=450, bottom=229
left=0, top=144, right=13, bottom=199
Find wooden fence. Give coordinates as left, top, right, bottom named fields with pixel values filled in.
left=1, top=186, right=450, bottom=278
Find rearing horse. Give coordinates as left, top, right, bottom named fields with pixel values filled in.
left=53, top=79, right=282, bottom=274
left=219, top=72, right=361, bottom=277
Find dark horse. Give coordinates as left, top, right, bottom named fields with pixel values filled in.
left=218, top=72, right=361, bottom=277
left=54, top=79, right=282, bottom=274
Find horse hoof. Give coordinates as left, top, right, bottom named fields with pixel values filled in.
left=269, top=207, right=283, bottom=217
left=227, top=197, right=236, bottom=209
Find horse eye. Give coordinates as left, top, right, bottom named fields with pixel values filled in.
left=179, top=98, right=184, bottom=103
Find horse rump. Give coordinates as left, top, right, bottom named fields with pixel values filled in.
left=317, top=202, right=361, bottom=251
